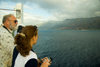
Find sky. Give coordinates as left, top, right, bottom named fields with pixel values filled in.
left=0, top=0, right=100, bottom=26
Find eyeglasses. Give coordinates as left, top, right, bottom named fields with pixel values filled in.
left=8, top=20, right=18, bottom=23
left=14, top=20, right=18, bottom=23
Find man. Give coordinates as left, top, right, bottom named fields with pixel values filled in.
left=0, top=14, right=18, bottom=67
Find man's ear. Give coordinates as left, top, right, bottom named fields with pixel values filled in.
left=6, top=20, right=9, bottom=25
left=4, top=20, right=9, bottom=25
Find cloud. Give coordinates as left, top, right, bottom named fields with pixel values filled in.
left=0, top=0, right=100, bottom=22
left=23, top=4, right=49, bottom=26
left=0, top=1, right=46, bottom=26
left=19, top=0, right=100, bottom=20
left=95, top=11, right=100, bottom=16
left=23, top=12, right=47, bottom=26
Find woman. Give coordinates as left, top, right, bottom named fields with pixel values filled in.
left=12, top=25, right=51, bottom=67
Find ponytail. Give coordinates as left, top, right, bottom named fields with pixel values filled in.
left=14, top=33, right=31, bottom=57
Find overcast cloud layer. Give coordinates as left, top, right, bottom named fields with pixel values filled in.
left=0, top=0, right=100, bottom=25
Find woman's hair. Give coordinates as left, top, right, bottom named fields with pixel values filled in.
left=14, top=25, right=38, bottom=57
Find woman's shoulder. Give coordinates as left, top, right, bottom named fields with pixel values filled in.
left=24, top=51, right=38, bottom=67
left=28, top=51, right=38, bottom=60
left=13, top=47, right=37, bottom=60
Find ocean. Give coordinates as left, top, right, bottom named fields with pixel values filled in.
left=33, top=30, right=100, bottom=67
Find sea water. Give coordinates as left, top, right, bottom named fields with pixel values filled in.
left=33, top=30, right=100, bottom=67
